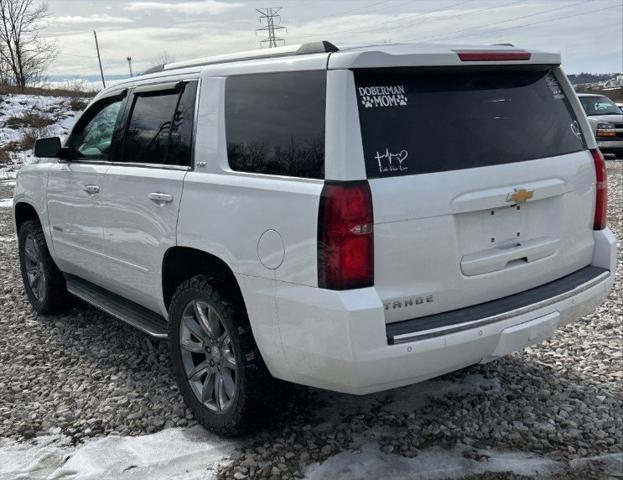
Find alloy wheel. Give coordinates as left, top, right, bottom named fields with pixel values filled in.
left=179, top=299, right=238, bottom=413
left=23, top=234, right=45, bottom=303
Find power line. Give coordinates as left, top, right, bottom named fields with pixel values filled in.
left=413, top=0, right=603, bottom=43
left=421, top=1, right=621, bottom=43
left=298, top=0, right=410, bottom=23
left=56, top=52, right=94, bottom=60
left=313, top=0, right=393, bottom=19
left=292, top=0, right=489, bottom=40
left=256, top=7, right=286, bottom=48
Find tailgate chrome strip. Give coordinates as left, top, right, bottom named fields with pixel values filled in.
left=388, top=267, right=609, bottom=345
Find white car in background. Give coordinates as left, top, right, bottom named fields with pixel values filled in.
left=13, top=42, right=616, bottom=435
left=578, top=93, right=623, bottom=158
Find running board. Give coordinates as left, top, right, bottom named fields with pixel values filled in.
left=66, top=276, right=168, bottom=339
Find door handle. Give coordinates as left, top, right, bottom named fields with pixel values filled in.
left=148, top=192, right=174, bottom=204
left=83, top=184, right=100, bottom=195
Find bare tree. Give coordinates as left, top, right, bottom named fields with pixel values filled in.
left=0, top=42, right=12, bottom=83
left=152, top=51, right=175, bottom=67
left=0, top=0, right=57, bottom=89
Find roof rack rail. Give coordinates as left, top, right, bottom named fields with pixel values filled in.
left=138, top=41, right=338, bottom=74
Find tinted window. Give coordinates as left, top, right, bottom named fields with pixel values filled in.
left=355, top=68, right=586, bottom=178
left=123, top=82, right=196, bottom=166
left=71, top=98, right=123, bottom=160
left=226, top=71, right=326, bottom=179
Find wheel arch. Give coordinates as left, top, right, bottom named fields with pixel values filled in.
left=162, top=246, right=245, bottom=312
left=14, top=201, right=41, bottom=233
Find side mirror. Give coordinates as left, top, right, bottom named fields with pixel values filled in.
left=34, top=137, right=62, bottom=158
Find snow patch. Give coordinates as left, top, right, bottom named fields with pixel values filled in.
left=0, top=235, right=15, bottom=242
left=0, top=427, right=237, bottom=480
left=0, top=198, right=13, bottom=208
left=0, top=93, right=79, bottom=180
left=305, top=444, right=560, bottom=480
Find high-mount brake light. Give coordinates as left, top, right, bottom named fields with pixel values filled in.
left=455, top=50, right=532, bottom=62
left=591, top=149, right=608, bottom=230
left=318, top=181, right=374, bottom=290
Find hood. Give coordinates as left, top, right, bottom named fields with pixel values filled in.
left=586, top=114, right=623, bottom=124
left=586, top=114, right=623, bottom=132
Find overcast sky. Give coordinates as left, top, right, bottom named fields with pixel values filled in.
left=44, top=0, right=623, bottom=78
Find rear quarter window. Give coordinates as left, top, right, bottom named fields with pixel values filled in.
left=225, top=71, right=326, bottom=179
left=355, top=68, right=586, bottom=178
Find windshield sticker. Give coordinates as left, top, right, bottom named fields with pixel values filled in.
left=375, top=148, right=409, bottom=174
left=545, top=73, right=565, bottom=100
left=359, top=85, right=408, bottom=108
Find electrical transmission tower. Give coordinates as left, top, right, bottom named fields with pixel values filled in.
left=256, top=7, right=286, bottom=48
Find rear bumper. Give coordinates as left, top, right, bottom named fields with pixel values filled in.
left=273, top=229, right=616, bottom=394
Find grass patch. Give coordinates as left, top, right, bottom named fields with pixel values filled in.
left=1, top=128, right=46, bottom=154
left=0, top=84, right=96, bottom=98
left=2, top=140, right=22, bottom=152
left=69, top=97, right=89, bottom=111
left=6, top=113, right=56, bottom=129
left=0, top=148, right=10, bottom=164
left=17, top=129, right=40, bottom=151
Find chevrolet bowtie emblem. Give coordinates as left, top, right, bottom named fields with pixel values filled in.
left=507, top=188, right=534, bottom=204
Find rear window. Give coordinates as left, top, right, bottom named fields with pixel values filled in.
left=123, top=81, right=197, bottom=167
left=355, top=68, right=586, bottom=178
left=225, top=71, right=326, bottom=179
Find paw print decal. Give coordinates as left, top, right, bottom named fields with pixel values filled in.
left=357, top=85, right=408, bottom=109
left=361, top=96, right=374, bottom=108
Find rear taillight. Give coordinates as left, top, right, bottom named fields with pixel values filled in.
left=454, top=50, right=531, bottom=62
left=318, top=181, right=374, bottom=290
left=591, top=148, right=607, bottom=230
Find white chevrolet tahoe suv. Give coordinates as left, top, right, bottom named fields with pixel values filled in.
left=13, top=42, right=617, bottom=435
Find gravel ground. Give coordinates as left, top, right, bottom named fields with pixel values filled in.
left=0, top=162, right=621, bottom=480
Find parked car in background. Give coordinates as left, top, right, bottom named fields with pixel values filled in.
left=13, top=42, right=616, bottom=435
left=578, top=93, right=623, bottom=158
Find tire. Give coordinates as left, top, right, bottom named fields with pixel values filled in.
left=168, top=275, right=278, bottom=436
left=18, top=219, right=70, bottom=315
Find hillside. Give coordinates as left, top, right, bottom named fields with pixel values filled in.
left=0, top=93, right=86, bottom=180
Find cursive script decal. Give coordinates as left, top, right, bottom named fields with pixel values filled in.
left=375, top=148, right=409, bottom=174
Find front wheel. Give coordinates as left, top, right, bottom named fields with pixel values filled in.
left=168, top=275, right=277, bottom=436
left=18, top=220, right=70, bottom=315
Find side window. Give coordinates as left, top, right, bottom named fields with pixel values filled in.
left=71, top=97, right=123, bottom=161
left=225, top=71, right=326, bottom=179
left=123, top=81, right=197, bottom=167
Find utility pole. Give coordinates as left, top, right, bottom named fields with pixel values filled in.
left=256, top=7, right=286, bottom=48
left=93, top=31, right=106, bottom=88
left=126, top=57, right=134, bottom=77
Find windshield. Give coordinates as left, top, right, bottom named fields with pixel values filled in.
left=579, top=95, right=621, bottom=116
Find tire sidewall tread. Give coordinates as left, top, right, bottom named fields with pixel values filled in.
left=18, top=220, right=69, bottom=315
left=168, top=274, right=276, bottom=436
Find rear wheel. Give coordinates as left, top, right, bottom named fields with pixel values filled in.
left=18, top=220, right=70, bottom=315
left=168, top=275, right=277, bottom=436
